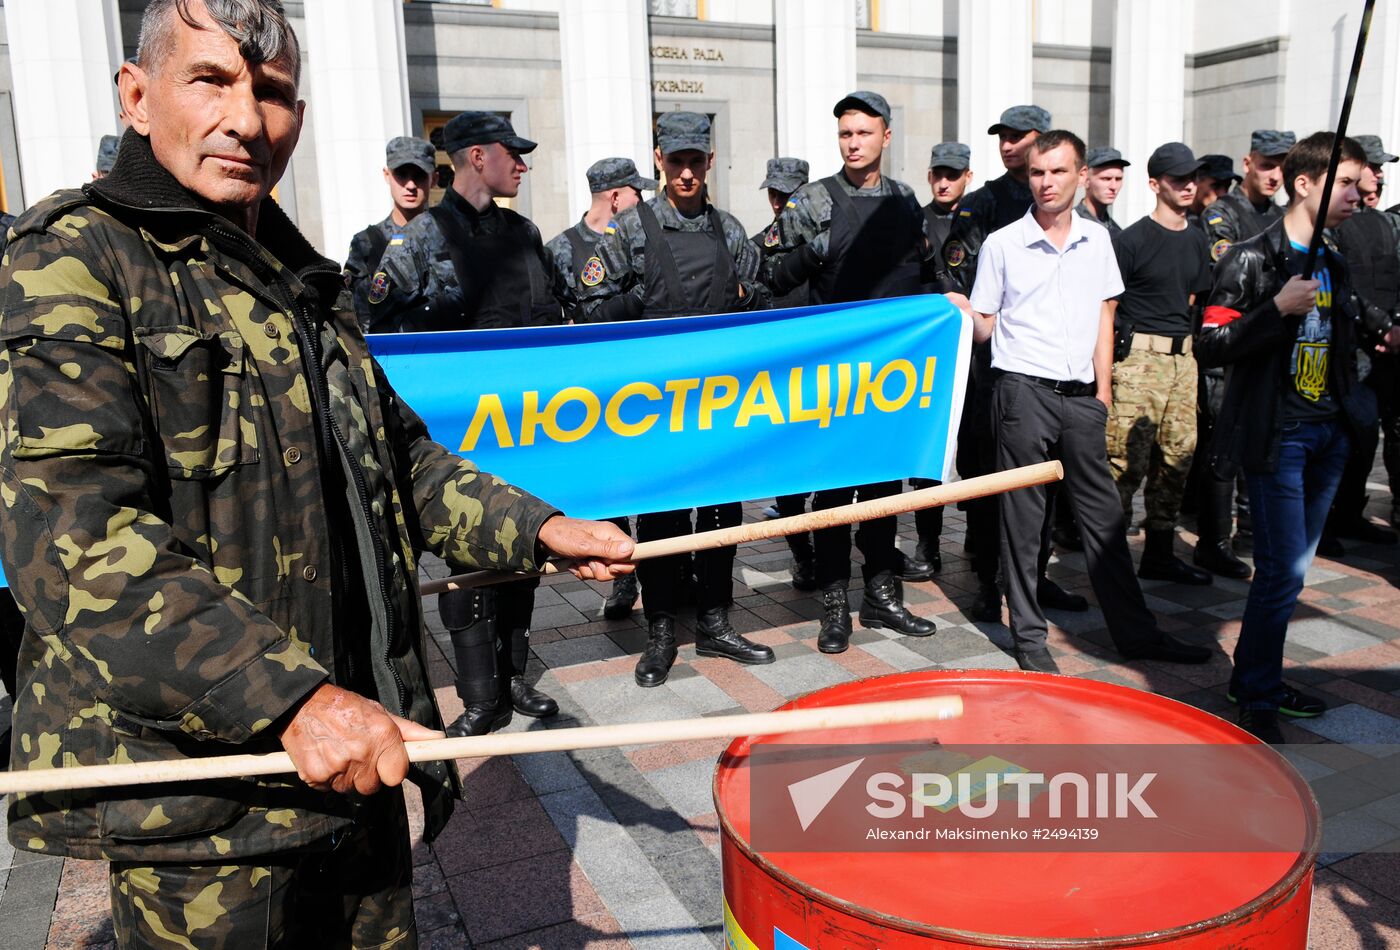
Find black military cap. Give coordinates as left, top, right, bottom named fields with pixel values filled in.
left=833, top=90, right=891, bottom=124
left=385, top=136, right=435, bottom=174
left=1250, top=130, right=1296, bottom=157
left=95, top=134, right=120, bottom=174
left=443, top=112, right=537, bottom=155
left=587, top=157, right=658, bottom=193
left=1354, top=135, right=1398, bottom=165
left=1198, top=154, right=1242, bottom=183
left=988, top=105, right=1051, bottom=135
left=1085, top=146, right=1129, bottom=170
left=761, top=157, right=810, bottom=192
left=1147, top=142, right=1205, bottom=179
left=928, top=142, right=971, bottom=171
left=656, top=112, right=712, bottom=155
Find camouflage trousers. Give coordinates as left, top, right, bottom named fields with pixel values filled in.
left=1107, top=347, right=1199, bottom=532
left=109, top=788, right=415, bottom=949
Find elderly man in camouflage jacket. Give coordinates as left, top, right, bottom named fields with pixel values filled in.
left=0, top=1, right=631, bottom=945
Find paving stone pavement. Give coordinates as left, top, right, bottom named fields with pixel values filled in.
left=5, top=488, right=1400, bottom=948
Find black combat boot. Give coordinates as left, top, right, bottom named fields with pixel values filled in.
left=442, top=590, right=512, bottom=738
left=897, top=539, right=941, bottom=581
left=696, top=608, right=775, bottom=664
left=859, top=574, right=936, bottom=637
left=603, top=573, right=639, bottom=620
left=1194, top=477, right=1251, bottom=578
left=786, top=530, right=818, bottom=591
left=501, top=625, right=557, bottom=719
left=634, top=616, right=678, bottom=687
left=1138, top=529, right=1212, bottom=585
left=817, top=586, right=853, bottom=654
left=970, top=580, right=1002, bottom=623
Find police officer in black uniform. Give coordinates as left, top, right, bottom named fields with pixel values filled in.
left=1193, top=131, right=1294, bottom=577
left=1326, top=134, right=1400, bottom=548
left=580, top=111, right=776, bottom=687
left=1073, top=146, right=1128, bottom=235
left=764, top=90, right=939, bottom=653
left=923, top=141, right=973, bottom=251
left=904, top=141, right=974, bottom=579
left=343, top=136, right=435, bottom=332
left=939, top=105, right=1087, bottom=622
left=752, top=156, right=820, bottom=589
left=374, top=112, right=565, bottom=737
left=545, top=157, right=657, bottom=618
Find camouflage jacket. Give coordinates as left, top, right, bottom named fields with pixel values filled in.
left=544, top=217, right=605, bottom=323
left=1200, top=185, right=1283, bottom=264
left=342, top=214, right=404, bottom=333
left=371, top=188, right=563, bottom=333
left=767, top=170, right=928, bottom=264
left=0, top=133, right=558, bottom=862
left=1074, top=199, right=1121, bottom=236
left=578, top=194, right=766, bottom=320
left=939, top=172, right=1034, bottom=293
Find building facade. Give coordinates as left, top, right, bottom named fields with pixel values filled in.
left=2, top=0, right=1398, bottom=264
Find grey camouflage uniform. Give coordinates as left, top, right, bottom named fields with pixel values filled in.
left=545, top=217, right=605, bottom=323
left=577, top=195, right=765, bottom=319
left=768, top=173, right=929, bottom=264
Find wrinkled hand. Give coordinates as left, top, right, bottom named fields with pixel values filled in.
left=1273, top=275, right=1321, bottom=317
left=280, top=683, right=441, bottom=795
left=538, top=515, right=635, bottom=581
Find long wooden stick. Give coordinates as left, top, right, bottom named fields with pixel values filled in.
left=422, top=460, right=1063, bottom=594
left=0, top=695, right=962, bottom=796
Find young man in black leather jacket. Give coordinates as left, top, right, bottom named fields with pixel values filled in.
left=1198, top=133, right=1400, bottom=742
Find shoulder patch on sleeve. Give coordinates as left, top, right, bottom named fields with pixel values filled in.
left=368, top=270, right=390, bottom=304
left=1210, top=238, right=1231, bottom=262
left=580, top=256, right=606, bottom=287
left=1205, top=212, right=1224, bottom=227
left=604, top=220, right=618, bottom=236
left=763, top=222, right=780, bottom=247
left=945, top=240, right=966, bottom=267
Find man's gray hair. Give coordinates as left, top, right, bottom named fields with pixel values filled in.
left=137, top=0, right=301, bottom=86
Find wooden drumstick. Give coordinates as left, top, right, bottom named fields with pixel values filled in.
left=421, top=460, right=1063, bottom=594
left=0, top=695, right=963, bottom=796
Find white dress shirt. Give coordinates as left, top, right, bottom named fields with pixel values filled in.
left=968, top=208, right=1124, bottom=384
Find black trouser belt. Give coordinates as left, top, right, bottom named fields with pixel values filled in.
left=994, top=369, right=1097, bottom=397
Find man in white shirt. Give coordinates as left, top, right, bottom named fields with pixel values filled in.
left=961, top=130, right=1212, bottom=672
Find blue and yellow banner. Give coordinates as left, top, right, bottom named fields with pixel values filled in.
left=369, top=296, right=971, bottom=521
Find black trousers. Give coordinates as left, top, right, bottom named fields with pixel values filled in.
left=812, top=481, right=901, bottom=589
left=1332, top=358, right=1399, bottom=521
left=993, top=374, right=1158, bottom=652
left=637, top=504, right=740, bottom=619
left=958, top=367, right=1001, bottom=583
left=908, top=478, right=944, bottom=541
left=776, top=493, right=814, bottom=562
left=959, top=364, right=1058, bottom=583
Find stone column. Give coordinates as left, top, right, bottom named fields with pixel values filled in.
left=1110, top=0, right=1188, bottom=224
left=557, top=0, right=654, bottom=221
left=3, top=0, right=122, bottom=205
left=302, top=0, right=412, bottom=261
left=774, top=0, right=857, bottom=171
left=956, top=0, right=1033, bottom=185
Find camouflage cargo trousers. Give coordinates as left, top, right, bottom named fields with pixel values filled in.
left=1107, top=346, right=1199, bottom=532
left=109, top=788, right=415, bottom=949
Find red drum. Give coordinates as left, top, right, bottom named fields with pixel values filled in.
left=715, top=670, right=1320, bottom=949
